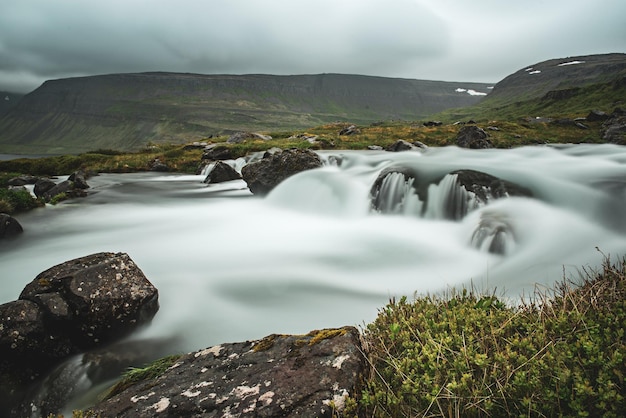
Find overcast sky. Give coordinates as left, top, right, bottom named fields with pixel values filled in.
left=1, top=0, right=625, bottom=93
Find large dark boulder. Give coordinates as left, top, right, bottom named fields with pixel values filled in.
left=204, top=161, right=242, bottom=184
left=33, top=178, right=56, bottom=198
left=0, top=252, right=158, bottom=416
left=89, top=327, right=365, bottom=418
left=241, top=148, right=323, bottom=195
left=19, top=252, right=159, bottom=349
left=0, top=213, right=23, bottom=238
left=456, top=125, right=493, bottom=149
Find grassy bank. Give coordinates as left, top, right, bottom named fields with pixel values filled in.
left=355, top=255, right=626, bottom=417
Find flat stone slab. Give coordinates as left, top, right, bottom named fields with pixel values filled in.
left=89, top=326, right=365, bottom=417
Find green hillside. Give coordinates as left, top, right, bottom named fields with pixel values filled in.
left=0, top=73, right=491, bottom=154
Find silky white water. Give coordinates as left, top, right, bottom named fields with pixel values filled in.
left=2, top=144, right=626, bottom=412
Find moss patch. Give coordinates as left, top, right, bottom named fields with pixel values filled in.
left=357, top=255, right=626, bottom=417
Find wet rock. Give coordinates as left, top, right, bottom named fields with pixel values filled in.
left=0, top=252, right=159, bottom=416
left=367, top=145, right=384, bottom=151
left=68, top=170, right=90, bottom=189
left=204, top=161, right=241, bottom=184
left=0, top=213, right=23, bottom=238
left=241, top=148, right=323, bottom=195
left=89, top=327, right=365, bottom=418
left=33, top=178, right=56, bottom=198
left=19, top=252, right=159, bottom=349
left=455, top=125, right=493, bottom=149
left=202, top=144, right=234, bottom=161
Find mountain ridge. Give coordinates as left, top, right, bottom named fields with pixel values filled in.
left=0, top=73, right=491, bottom=154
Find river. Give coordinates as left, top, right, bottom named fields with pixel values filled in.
left=2, top=144, right=626, bottom=414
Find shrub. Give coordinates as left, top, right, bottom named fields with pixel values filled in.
left=359, top=256, right=626, bottom=417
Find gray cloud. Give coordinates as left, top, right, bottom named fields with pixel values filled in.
left=0, top=0, right=624, bottom=92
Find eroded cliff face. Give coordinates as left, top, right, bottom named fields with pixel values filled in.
left=0, top=73, right=491, bottom=154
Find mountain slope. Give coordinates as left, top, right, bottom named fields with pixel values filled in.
left=438, top=53, right=626, bottom=121
left=0, top=73, right=491, bottom=154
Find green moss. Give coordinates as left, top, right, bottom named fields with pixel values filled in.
left=306, top=327, right=350, bottom=346
left=357, top=256, right=626, bottom=417
left=102, top=354, right=183, bottom=400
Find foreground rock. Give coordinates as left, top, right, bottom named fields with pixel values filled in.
left=241, top=148, right=323, bottom=195
left=89, top=327, right=365, bottom=418
left=0, top=252, right=159, bottom=416
left=0, top=213, right=23, bottom=238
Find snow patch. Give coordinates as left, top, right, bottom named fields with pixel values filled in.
left=529, top=70, right=541, bottom=75
left=455, top=88, right=487, bottom=96
left=558, top=60, right=585, bottom=66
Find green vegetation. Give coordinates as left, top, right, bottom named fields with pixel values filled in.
left=103, top=354, right=183, bottom=400
left=354, top=255, right=626, bottom=417
left=0, top=186, right=41, bottom=214
left=436, top=76, right=626, bottom=123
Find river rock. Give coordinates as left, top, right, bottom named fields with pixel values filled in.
left=0, top=252, right=158, bottom=416
left=204, top=161, right=241, bottom=184
left=241, top=148, right=323, bottom=195
left=33, top=178, right=57, bottom=198
left=0, top=213, right=23, bottom=238
left=68, top=170, right=90, bottom=189
left=455, top=125, right=493, bottom=149
left=202, top=144, right=234, bottom=161
left=19, top=252, right=159, bottom=349
left=88, top=327, right=365, bottom=418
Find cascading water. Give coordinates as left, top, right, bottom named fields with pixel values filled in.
left=2, top=144, right=626, bottom=414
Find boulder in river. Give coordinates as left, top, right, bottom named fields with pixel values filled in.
left=204, top=161, right=241, bottom=184
left=241, top=148, right=323, bottom=195
left=88, top=327, right=365, bottom=418
left=0, top=252, right=159, bottom=415
left=0, top=213, right=23, bottom=238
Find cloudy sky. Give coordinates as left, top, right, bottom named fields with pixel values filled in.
left=1, top=0, right=625, bottom=93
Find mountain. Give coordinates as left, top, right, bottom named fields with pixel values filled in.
left=439, top=53, right=626, bottom=121
left=0, top=73, right=492, bottom=154
left=0, top=92, right=24, bottom=116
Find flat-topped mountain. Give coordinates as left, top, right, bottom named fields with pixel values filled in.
left=0, top=73, right=491, bottom=154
